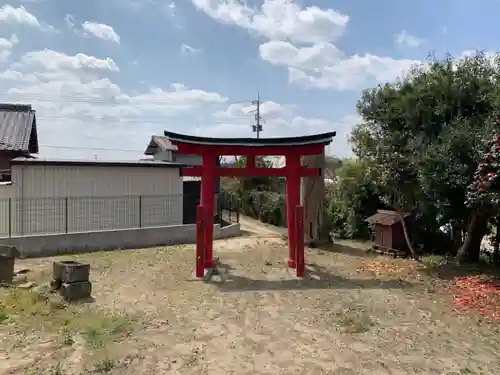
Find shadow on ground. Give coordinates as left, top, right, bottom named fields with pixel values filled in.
left=316, top=243, right=375, bottom=258
left=237, top=229, right=283, bottom=238
left=422, top=258, right=500, bottom=281
left=208, top=262, right=412, bottom=293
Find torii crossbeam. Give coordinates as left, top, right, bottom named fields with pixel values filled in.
left=164, top=130, right=336, bottom=278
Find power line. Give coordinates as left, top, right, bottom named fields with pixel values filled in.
left=1, top=92, right=252, bottom=106
left=35, top=116, right=251, bottom=124
left=0, top=93, right=259, bottom=123
left=251, top=93, right=263, bottom=138
left=39, top=145, right=143, bottom=153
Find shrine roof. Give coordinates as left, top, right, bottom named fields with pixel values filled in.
left=163, top=131, right=336, bottom=147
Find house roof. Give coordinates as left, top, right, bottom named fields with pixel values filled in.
left=365, top=210, right=410, bottom=226
left=0, top=103, right=38, bottom=154
left=144, top=135, right=177, bottom=155
left=11, top=157, right=185, bottom=169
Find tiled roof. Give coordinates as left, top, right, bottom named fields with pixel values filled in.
left=365, top=210, right=410, bottom=226
left=164, top=130, right=336, bottom=147
left=144, top=135, right=177, bottom=155
left=0, top=103, right=38, bottom=153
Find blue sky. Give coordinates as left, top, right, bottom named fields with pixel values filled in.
left=0, top=0, right=498, bottom=160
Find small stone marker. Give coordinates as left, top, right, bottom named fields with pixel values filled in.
left=53, top=261, right=90, bottom=283
left=52, top=260, right=92, bottom=301
left=0, top=245, right=19, bottom=284
left=60, top=281, right=92, bottom=301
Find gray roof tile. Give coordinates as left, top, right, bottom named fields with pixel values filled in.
left=0, top=103, right=38, bottom=153
left=144, top=135, right=177, bottom=155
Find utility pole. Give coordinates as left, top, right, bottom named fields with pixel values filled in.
left=251, top=93, right=263, bottom=138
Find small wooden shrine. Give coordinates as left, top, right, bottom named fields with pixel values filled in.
left=365, top=210, right=411, bottom=257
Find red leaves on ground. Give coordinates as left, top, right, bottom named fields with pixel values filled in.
left=358, top=260, right=419, bottom=279
left=451, top=275, right=500, bottom=321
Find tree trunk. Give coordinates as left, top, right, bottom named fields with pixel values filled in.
left=453, top=230, right=463, bottom=249
left=301, top=152, right=329, bottom=246
left=397, top=212, right=418, bottom=260
left=456, top=214, right=489, bottom=264
left=495, top=219, right=500, bottom=264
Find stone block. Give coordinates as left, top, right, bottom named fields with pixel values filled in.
left=60, top=281, right=92, bottom=301
left=50, top=278, right=62, bottom=291
left=53, top=261, right=90, bottom=283
left=0, top=255, right=15, bottom=283
left=0, top=245, right=19, bottom=258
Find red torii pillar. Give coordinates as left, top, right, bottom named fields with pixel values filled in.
left=163, top=131, right=336, bottom=278
left=285, top=153, right=301, bottom=269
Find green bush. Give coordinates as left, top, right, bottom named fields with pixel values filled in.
left=233, top=190, right=287, bottom=227
left=324, top=159, right=384, bottom=240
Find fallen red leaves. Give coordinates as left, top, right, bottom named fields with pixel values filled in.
left=451, top=275, right=500, bottom=321
left=358, top=260, right=419, bottom=279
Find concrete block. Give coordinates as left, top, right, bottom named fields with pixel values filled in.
left=0, top=245, right=18, bottom=258
left=0, top=255, right=15, bottom=283
left=0, top=223, right=242, bottom=258
left=60, top=281, right=92, bottom=301
left=53, top=261, right=90, bottom=283
left=50, top=278, right=62, bottom=291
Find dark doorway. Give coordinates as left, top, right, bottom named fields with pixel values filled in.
left=183, top=180, right=201, bottom=224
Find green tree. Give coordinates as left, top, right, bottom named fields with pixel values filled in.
left=326, top=159, right=384, bottom=239
left=233, top=156, right=278, bottom=193
left=350, top=51, right=500, bottom=262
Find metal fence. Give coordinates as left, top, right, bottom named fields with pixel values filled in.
left=219, top=192, right=240, bottom=225
left=0, top=194, right=183, bottom=238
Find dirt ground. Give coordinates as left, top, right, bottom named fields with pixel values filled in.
left=1, top=216, right=500, bottom=375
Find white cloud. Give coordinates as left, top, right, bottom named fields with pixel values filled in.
left=213, top=100, right=293, bottom=119
left=0, top=47, right=345, bottom=159
left=181, top=43, right=201, bottom=54
left=0, top=5, right=55, bottom=31
left=191, top=0, right=348, bottom=44
left=260, top=40, right=420, bottom=90
left=3, top=51, right=226, bottom=114
left=192, top=0, right=421, bottom=91
left=165, top=1, right=176, bottom=15
left=259, top=41, right=343, bottom=71
left=205, top=100, right=356, bottom=157
left=64, top=14, right=75, bottom=29
left=0, top=11, right=353, bottom=159
left=0, top=34, right=19, bottom=62
left=11, top=49, right=120, bottom=73
left=82, top=21, right=121, bottom=44
left=395, top=30, right=424, bottom=47
left=0, top=49, right=231, bottom=159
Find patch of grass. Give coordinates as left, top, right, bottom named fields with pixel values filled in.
left=0, top=288, right=134, bottom=349
left=420, top=254, right=500, bottom=281
left=421, top=255, right=446, bottom=273
left=60, top=329, right=74, bottom=346
left=50, top=362, right=64, bottom=375
left=23, top=369, right=40, bottom=375
left=0, top=288, right=68, bottom=327
left=93, top=357, right=116, bottom=373
left=83, top=315, right=133, bottom=349
left=0, top=309, right=9, bottom=323
left=22, top=362, right=66, bottom=375
left=335, top=309, right=374, bottom=333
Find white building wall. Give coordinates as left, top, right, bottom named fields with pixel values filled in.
left=4, top=164, right=183, bottom=236
left=153, top=150, right=172, bottom=161
left=152, top=150, right=201, bottom=166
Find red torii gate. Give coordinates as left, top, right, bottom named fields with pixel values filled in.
left=164, top=131, right=336, bottom=278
